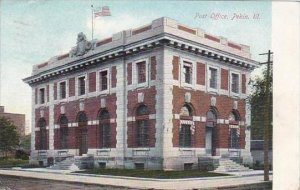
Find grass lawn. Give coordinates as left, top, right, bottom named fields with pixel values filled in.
left=0, top=158, right=28, bottom=168
left=75, top=168, right=229, bottom=179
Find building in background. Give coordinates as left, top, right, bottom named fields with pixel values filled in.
left=24, top=17, right=258, bottom=170
left=0, top=106, right=26, bottom=136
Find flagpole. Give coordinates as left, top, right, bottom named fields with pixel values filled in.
left=91, top=4, right=94, bottom=40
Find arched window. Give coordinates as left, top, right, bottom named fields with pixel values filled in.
left=59, top=115, right=68, bottom=149
left=180, top=104, right=193, bottom=117
left=179, top=104, right=193, bottom=147
left=38, top=118, right=47, bottom=150
left=136, top=104, right=149, bottom=147
left=229, top=110, right=240, bottom=149
left=99, top=109, right=110, bottom=148
left=229, top=111, right=240, bottom=122
left=77, top=112, right=88, bottom=123
left=206, top=109, right=217, bottom=127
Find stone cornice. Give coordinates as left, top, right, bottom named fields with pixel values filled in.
left=23, top=34, right=258, bottom=85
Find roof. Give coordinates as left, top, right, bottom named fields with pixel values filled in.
left=23, top=17, right=259, bottom=85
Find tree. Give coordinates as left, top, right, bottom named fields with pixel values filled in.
left=0, top=117, right=20, bottom=157
left=248, top=65, right=273, bottom=144
left=19, top=134, right=31, bottom=152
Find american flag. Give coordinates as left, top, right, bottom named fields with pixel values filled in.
left=94, top=6, right=111, bottom=17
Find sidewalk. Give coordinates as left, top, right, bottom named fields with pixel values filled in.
left=0, top=169, right=272, bottom=190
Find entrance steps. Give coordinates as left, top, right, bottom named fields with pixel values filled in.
left=214, top=158, right=253, bottom=172
left=48, top=156, right=80, bottom=171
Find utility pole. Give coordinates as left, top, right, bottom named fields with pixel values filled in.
left=259, top=50, right=273, bottom=181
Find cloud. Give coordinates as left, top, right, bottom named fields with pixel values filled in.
left=86, top=13, right=151, bottom=40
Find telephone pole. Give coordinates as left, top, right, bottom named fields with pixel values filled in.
left=259, top=50, right=273, bottom=181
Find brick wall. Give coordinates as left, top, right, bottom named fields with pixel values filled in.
left=197, top=62, right=205, bottom=85
left=53, top=94, right=117, bottom=149
left=69, top=78, right=75, bottom=97
left=88, top=72, right=96, bottom=93
left=242, top=74, right=246, bottom=94
left=172, top=86, right=246, bottom=148
left=127, top=86, right=156, bottom=147
left=221, top=69, right=229, bottom=90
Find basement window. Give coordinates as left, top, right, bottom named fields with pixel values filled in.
left=135, top=163, right=145, bottom=170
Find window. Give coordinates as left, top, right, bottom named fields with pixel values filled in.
left=99, top=110, right=110, bottom=148
left=180, top=105, right=192, bottom=117
left=99, top=70, right=108, bottom=91
left=229, top=111, right=240, bottom=149
left=77, top=111, right=88, bottom=125
left=39, top=88, right=45, bottom=104
left=206, top=109, right=217, bottom=127
left=137, top=61, right=146, bottom=84
left=59, top=115, right=68, bottom=149
left=230, top=128, right=239, bottom=149
left=136, top=105, right=149, bottom=147
left=209, top=67, right=218, bottom=89
left=59, top=82, right=66, bottom=99
left=183, top=62, right=192, bottom=84
left=231, top=73, right=239, bottom=93
left=137, top=120, right=148, bottom=147
left=78, top=76, right=86, bottom=95
left=38, top=118, right=47, bottom=150
left=179, top=125, right=191, bottom=147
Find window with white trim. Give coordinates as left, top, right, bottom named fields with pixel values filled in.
left=137, top=61, right=146, bottom=84
left=231, top=73, right=239, bottom=93
left=78, top=76, right=86, bottom=96
left=183, top=61, right=192, bottom=84
left=99, top=70, right=108, bottom=91
left=59, top=81, right=66, bottom=99
left=39, top=88, right=45, bottom=104
left=179, top=125, right=191, bottom=147
left=209, top=67, right=218, bottom=89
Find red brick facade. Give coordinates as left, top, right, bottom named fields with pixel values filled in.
left=197, top=62, right=206, bottom=85
left=172, top=86, right=245, bottom=151
left=88, top=72, right=96, bottom=93
left=242, top=74, right=246, bottom=94
left=69, top=78, right=75, bottom=97
left=35, top=107, right=50, bottom=150
left=221, top=69, right=229, bottom=90
left=127, top=86, right=157, bottom=148
left=40, top=94, right=117, bottom=150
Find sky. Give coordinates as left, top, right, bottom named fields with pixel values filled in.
left=0, top=0, right=271, bottom=133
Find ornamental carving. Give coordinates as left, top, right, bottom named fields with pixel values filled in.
left=70, top=32, right=93, bottom=57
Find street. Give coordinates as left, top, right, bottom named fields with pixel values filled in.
left=0, top=175, right=132, bottom=190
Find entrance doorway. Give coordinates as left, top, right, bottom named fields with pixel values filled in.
left=77, top=111, right=88, bottom=156
left=78, top=128, right=88, bottom=156
left=205, top=109, right=217, bottom=156
left=205, top=127, right=212, bottom=155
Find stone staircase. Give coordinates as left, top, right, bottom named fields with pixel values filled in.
left=48, top=156, right=80, bottom=171
left=214, top=158, right=252, bottom=172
